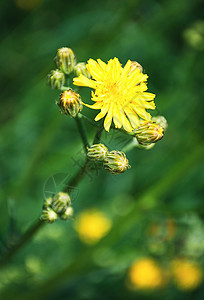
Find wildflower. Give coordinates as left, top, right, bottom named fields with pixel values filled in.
left=47, top=69, right=65, bottom=89
left=73, top=58, right=155, bottom=132
left=58, top=89, right=83, bottom=117
left=74, top=210, right=112, bottom=244
left=87, top=144, right=108, bottom=161
left=133, top=121, right=163, bottom=145
left=172, top=259, right=203, bottom=290
left=128, top=258, right=166, bottom=290
left=55, top=47, right=76, bottom=74
left=103, top=150, right=130, bottom=175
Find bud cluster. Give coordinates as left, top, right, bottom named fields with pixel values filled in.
left=40, top=192, right=74, bottom=223
left=47, top=47, right=90, bottom=90
left=87, top=144, right=130, bottom=175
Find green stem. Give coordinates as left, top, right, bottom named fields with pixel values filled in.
left=65, top=158, right=90, bottom=193
left=60, top=86, right=71, bottom=91
left=75, top=115, right=90, bottom=151
left=0, top=219, right=44, bottom=269
left=121, top=138, right=137, bottom=152
left=93, top=125, right=104, bottom=144
left=0, top=157, right=91, bottom=269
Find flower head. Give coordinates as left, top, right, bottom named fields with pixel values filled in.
left=73, top=58, right=156, bottom=132
left=172, top=259, right=203, bottom=290
left=74, top=210, right=112, bottom=244
left=128, top=258, right=166, bottom=290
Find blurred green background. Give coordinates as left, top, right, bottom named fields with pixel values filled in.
left=0, top=0, right=204, bottom=299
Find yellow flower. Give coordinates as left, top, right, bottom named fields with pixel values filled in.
left=73, top=58, right=156, bottom=132
left=128, top=258, right=166, bottom=290
left=74, top=210, right=112, bottom=244
left=172, top=259, right=203, bottom=290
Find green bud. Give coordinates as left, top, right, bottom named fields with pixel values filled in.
left=60, top=206, right=74, bottom=220
left=58, top=89, right=83, bottom=117
left=134, top=122, right=164, bottom=145
left=47, top=69, right=65, bottom=89
left=55, top=47, right=76, bottom=74
left=40, top=207, right=58, bottom=223
left=103, top=150, right=130, bottom=175
left=151, top=116, right=168, bottom=131
left=74, top=62, right=91, bottom=78
left=87, top=144, right=108, bottom=161
left=51, top=192, right=71, bottom=214
left=129, top=61, right=143, bottom=75
left=43, top=197, right=52, bottom=209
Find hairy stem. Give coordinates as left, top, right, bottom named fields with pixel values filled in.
left=75, top=115, right=90, bottom=152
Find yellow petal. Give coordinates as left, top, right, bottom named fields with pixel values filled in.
left=134, top=106, right=151, bottom=120
left=141, top=92, right=156, bottom=101
left=120, top=108, right=133, bottom=132
left=104, top=103, right=113, bottom=132
left=87, top=59, right=105, bottom=81
left=73, top=75, right=97, bottom=89
left=83, top=102, right=102, bottom=109
left=97, top=59, right=107, bottom=70
left=124, top=107, right=140, bottom=128
left=113, top=104, right=122, bottom=128
left=95, top=105, right=109, bottom=121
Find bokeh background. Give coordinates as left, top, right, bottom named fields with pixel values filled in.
left=0, top=0, right=204, bottom=299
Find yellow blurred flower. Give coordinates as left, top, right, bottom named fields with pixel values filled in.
left=128, top=258, right=166, bottom=290
left=74, top=210, right=112, bottom=244
left=73, top=58, right=155, bottom=132
left=172, top=259, right=203, bottom=290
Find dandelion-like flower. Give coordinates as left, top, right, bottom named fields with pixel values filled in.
left=74, top=210, right=112, bottom=244
left=172, top=259, right=203, bottom=290
left=128, top=258, right=166, bottom=290
left=73, top=58, right=156, bottom=132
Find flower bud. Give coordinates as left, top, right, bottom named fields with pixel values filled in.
left=134, top=122, right=164, bottom=145
left=60, top=206, right=74, bottom=220
left=47, top=69, right=65, bottom=89
left=51, top=192, right=71, bottom=214
left=129, top=61, right=143, bottom=74
left=40, top=207, right=58, bottom=223
left=87, top=144, right=108, bottom=161
left=74, top=62, right=91, bottom=78
left=151, top=116, right=168, bottom=131
left=103, top=150, right=130, bottom=175
left=43, top=197, right=52, bottom=209
left=58, top=89, right=83, bottom=117
left=55, top=47, right=76, bottom=74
